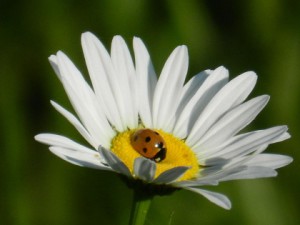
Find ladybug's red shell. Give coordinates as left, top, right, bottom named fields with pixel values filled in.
left=131, top=129, right=167, bottom=162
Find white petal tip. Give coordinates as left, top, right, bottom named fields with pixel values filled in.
left=186, top=188, right=232, bottom=210
left=178, top=45, right=188, bottom=54
left=133, top=37, right=144, bottom=49
left=212, top=66, right=229, bottom=78
left=34, top=134, right=42, bottom=141
left=261, top=94, right=270, bottom=102
left=217, top=65, right=226, bottom=69
left=244, top=71, right=258, bottom=81
left=50, top=100, right=56, bottom=106
left=82, top=31, right=92, bottom=36
left=133, top=36, right=141, bottom=41
left=81, top=31, right=97, bottom=42
left=34, top=134, right=50, bottom=143
left=48, top=55, right=57, bottom=62
left=56, top=50, right=65, bottom=58
left=283, top=156, right=293, bottom=165
left=112, top=35, right=124, bottom=43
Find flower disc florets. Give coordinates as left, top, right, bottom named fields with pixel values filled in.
left=111, top=129, right=200, bottom=181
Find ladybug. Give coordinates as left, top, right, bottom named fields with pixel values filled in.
left=130, top=129, right=167, bottom=162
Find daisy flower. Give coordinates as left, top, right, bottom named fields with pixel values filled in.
left=35, top=32, right=292, bottom=212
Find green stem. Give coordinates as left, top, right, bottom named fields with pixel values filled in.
left=129, top=189, right=153, bottom=225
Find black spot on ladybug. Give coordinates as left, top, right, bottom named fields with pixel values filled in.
left=145, top=136, right=151, bottom=142
left=143, top=148, right=147, bottom=153
left=154, top=132, right=159, bottom=135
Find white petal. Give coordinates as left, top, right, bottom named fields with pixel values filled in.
left=35, top=133, right=95, bottom=153
left=49, top=55, right=61, bottom=78
left=152, top=46, right=188, bottom=131
left=176, top=70, right=211, bottom=117
left=133, top=157, right=156, bottom=182
left=111, top=36, right=138, bottom=129
left=197, top=164, right=246, bottom=182
left=187, top=71, right=257, bottom=147
left=98, top=146, right=131, bottom=177
left=220, top=166, right=277, bottom=181
left=153, top=166, right=190, bottom=184
left=198, top=95, right=269, bottom=148
left=53, top=52, right=115, bottom=148
left=173, top=66, right=229, bottom=138
left=272, top=131, right=291, bottom=143
left=49, top=146, right=110, bottom=170
left=174, top=179, right=219, bottom=188
left=35, top=133, right=109, bottom=170
left=185, top=187, right=231, bottom=210
left=197, top=147, right=268, bottom=181
left=199, top=126, right=288, bottom=161
left=50, top=100, right=96, bottom=148
left=81, top=32, right=124, bottom=131
left=245, top=154, right=293, bottom=169
left=133, top=37, right=157, bottom=128
left=197, top=144, right=285, bottom=186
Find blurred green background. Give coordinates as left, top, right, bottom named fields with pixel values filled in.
left=0, top=0, right=299, bottom=224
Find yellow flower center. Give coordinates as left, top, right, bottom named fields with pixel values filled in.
left=110, top=129, right=199, bottom=181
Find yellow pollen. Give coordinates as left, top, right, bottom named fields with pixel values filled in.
left=110, top=129, right=200, bottom=181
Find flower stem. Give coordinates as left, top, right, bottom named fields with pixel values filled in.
left=129, top=189, right=153, bottom=225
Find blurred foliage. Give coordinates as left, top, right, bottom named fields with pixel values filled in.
left=0, top=0, right=299, bottom=224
